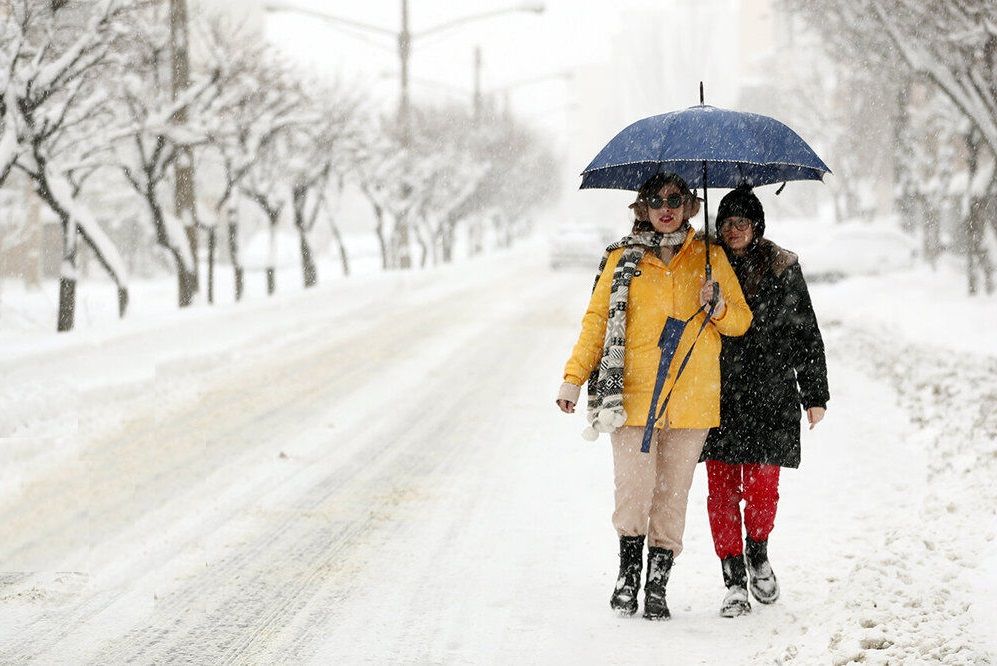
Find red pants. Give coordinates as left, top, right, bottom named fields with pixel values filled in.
left=706, top=460, right=781, bottom=559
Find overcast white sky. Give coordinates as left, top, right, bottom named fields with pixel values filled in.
left=265, top=1, right=617, bottom=120
left=264, top=1, right=747, bottom=134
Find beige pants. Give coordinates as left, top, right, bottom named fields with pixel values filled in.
left=611, top=425, right=708, bottom=556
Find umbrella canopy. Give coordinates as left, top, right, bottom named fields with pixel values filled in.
left=580, top=104, right=831, bottom=191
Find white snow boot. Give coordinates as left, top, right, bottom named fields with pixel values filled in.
left=745, top=537, right=779, bottom=604
left=719, top=554, right=751, bottom=618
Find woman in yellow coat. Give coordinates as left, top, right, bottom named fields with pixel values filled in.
left=556, top=172, right=751, bottom=620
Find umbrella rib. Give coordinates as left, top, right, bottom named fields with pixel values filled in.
left=581, top=157, right=830, bottom=175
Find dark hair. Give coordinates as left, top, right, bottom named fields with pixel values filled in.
left=628, top=172, right=700, bottom=230
left=639, top=172, right=693, bottom=200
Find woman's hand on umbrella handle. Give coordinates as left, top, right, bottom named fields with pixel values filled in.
left=699, top=278, right=726, bottom=316
left=557, top=399, right=576, bottom=414
left=807, top=407, right=826, bottom=430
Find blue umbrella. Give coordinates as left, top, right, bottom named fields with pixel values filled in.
left=580, top=105, right=831, bottom=192
left=581, top=91, right=831, bottom=279
left=579, top=87, right=830, bottom=452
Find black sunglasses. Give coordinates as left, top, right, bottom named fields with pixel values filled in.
left=643, top=193, right=685, bottom=210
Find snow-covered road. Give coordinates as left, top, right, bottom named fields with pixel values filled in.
left=1, top=245, right=993, bottom=664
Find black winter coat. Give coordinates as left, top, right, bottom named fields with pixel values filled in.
left=701, top=239, right=829, bottom=468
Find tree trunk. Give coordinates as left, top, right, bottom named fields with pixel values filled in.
left=226, top=202, right=243, bottom=301
left=144, top=190, right=195, bottom=307
left=57, top=218, right=77, bottom=332
left=292, top=189, right=318, bottom=288
left=414, top=219, right=429, bottom=268
left=362, top=193, right=389, bottom=270
left=31, top=162, right=128, bottom=329
left=298, top=227, right=317, bottom=288
left=328, top=216, right=350, bottom=277
left=923, top=209, right=941, bottom=269
left=267, top=213, right=278, bottom=296
left=177, top=262, right=196, bottom=307
left=893, top=75, right=917, bottom=232
left=207, top=225, right=216, bottom=304
left=57, top=275, right=75, bottom=332
left=968, top=196, right=994, bottom=296
left=967, top=213, right=978, bottom=296
left=964, top=129, right=990, bottom=296
left=374, top=216, right=389, bottom=270
left=441, top=216, right=457, bottom=263
left=234, top=264, right=245, bottom=301
left=396, top=217, right=411, bottom=269
left=392, top=214, right=412, bottom=269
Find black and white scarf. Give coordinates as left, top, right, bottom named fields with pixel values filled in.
left=582, top=224, right=691, bottom=440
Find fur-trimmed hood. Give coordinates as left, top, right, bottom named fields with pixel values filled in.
left=725, top=237, right=798, bottom=300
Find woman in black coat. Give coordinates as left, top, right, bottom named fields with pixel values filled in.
left=700, top=185, right=829, bottom=618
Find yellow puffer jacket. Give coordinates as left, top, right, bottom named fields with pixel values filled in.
left=564, top=230, right=752, bottom=429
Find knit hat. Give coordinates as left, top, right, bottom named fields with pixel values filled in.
left=717, top=185, right=765, bottom=236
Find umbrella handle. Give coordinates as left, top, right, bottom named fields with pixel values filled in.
left=701, top=158, right=718, bottom=304
left=704, top=264, right=719, bottom=306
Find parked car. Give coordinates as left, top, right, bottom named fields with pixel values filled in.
left=775, top=222, right=918, bottom=283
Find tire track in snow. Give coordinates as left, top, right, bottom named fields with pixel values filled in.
left=0, top=300, right=445, bottom=660
left=1, top=263, right=557, bottom=663
left=0, top=291, right=439, bottom=569
left=86, top=276, right=560, bottom=664
left=0, top=265, right=542, bottom=661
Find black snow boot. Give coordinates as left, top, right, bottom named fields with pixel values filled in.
left=610, top=535, right=645, bottom=615
left=642, top=546, right=674, bottom=620
left=719, top=554, right=751, bottom=618
left=745, top=537, right=779, bottom=604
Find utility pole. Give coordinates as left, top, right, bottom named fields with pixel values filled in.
left=398, top=0, right=411, bottom=146
left=473, top=45, right=483, bottom=123
left=169, top=0, right=198, bottom=305
left=395, top=0, right=412, bottom=268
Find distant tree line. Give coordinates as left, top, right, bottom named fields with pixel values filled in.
left=0, top=0, right=560, bottom=331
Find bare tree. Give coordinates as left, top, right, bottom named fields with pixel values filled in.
left=107, top=3, right=221, bottom=308
left=285, top=85, right=362, bottom=287
left=409, top=124, right=486, bottom=265
left=2, top=0, right=130, bottom=331
left=198, top=20, right=302, bottom=301
left=785, top=0, right=997, bottom=294
left=242, top=132, right=293, bottom=296
left=353, top=129, right=410, bottom=270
